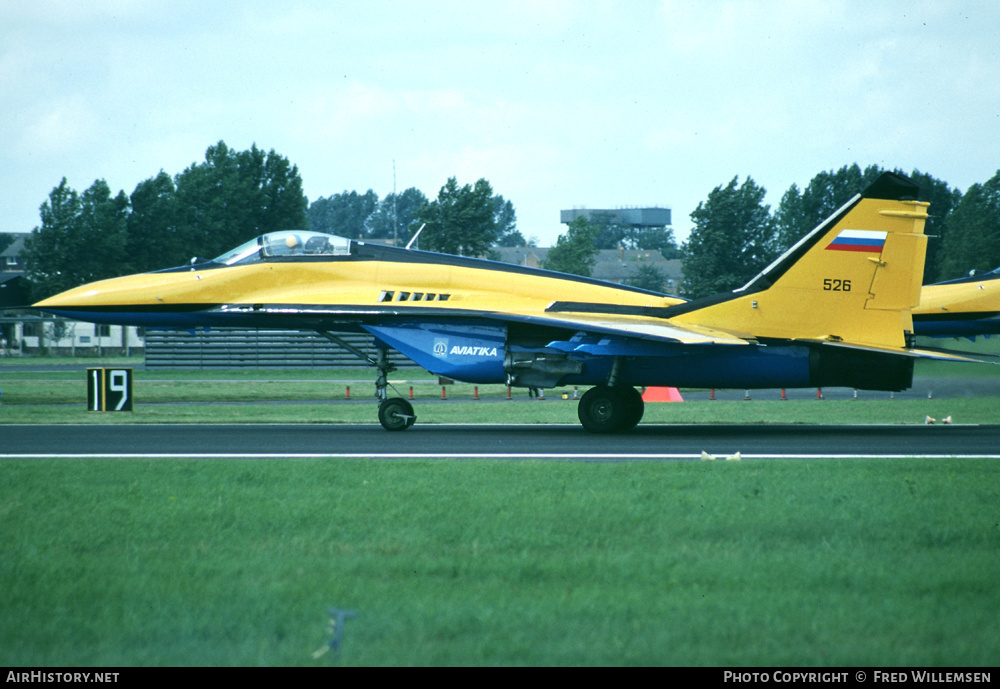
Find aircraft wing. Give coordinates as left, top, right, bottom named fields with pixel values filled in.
left=221, top=300, right=987, bottom=362
left=212, top=300, right=751, bottom=347
left=504, top=312, right=988, bottom=362
left=495, top=309, right=752, bottom=347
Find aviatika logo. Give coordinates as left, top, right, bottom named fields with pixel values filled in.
left=449, top=345, right=498, bottom=357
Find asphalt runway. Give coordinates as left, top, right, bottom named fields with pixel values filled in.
left=4, top=422, right=999, bottom=459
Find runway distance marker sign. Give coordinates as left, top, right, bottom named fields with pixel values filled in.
left=87, top=368, right=133, bottom=412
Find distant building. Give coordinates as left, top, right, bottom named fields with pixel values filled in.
left=560, top=206, right=671, bottom=228
left=0, top=235, right=142, bottom=357
left=1, top=235, right=30, bottom=310
left=493, top=246, right=550, bottom=270
left=15, top=319, right=141, bottom=356
left=494, top=204, right=682, bottom=293
left=492, top=246, right=684, bottom=295
left=592, top=249, right=683, bottom=294
left=1, top=235, right=27, bottom=274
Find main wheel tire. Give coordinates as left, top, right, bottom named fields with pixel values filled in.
left=578, top=385, right=627, bottom=433
left=378, top=398, right=416, bottom=431
left=617, top=386, right=645, bottom=431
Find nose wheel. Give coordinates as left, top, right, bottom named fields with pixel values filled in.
left=378, top=397, right=416, bottom=431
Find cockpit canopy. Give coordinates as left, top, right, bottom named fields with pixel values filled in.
left=212, top=231, right=352, bottom=266
left=935, top=265, right=1000, bottom=286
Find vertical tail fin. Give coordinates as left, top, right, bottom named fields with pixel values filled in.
left=675, top=172, right=928, bottom=351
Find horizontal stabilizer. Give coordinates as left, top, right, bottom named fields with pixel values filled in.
left=804, top=338, right=989, bottom=364
left=908, top=346, right=997, bottom=364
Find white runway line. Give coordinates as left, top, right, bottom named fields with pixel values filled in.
left=3, top=453, right=1000, bottom=460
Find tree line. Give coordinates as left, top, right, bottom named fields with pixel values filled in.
left=22, top=142, right=308, bottom=300
left=681, top=164, right=1000, bottom=299
left=19, top=142, right=526, bottom=300
left=16, top=142, right=998, bottom=302
left=18, top=140, right=676, bottom=299
left=306, top=178, right=522, bottom=255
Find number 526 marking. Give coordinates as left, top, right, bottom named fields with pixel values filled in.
left=823, top=278, right=851, bottom=291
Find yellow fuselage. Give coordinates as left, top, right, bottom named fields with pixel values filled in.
left=34, top=248, right=684, bottom=330
left=913, top=272, right=1000, bottom=337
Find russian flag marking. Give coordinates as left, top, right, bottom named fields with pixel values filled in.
left=825, top=229, right=887, bottom=253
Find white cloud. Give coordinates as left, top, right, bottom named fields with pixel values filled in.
left=15, top=96, right=99, bottom=158
left=3, top=0, right=1000, bottom=242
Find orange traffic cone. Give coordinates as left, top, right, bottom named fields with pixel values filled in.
left=641, top=387, right=684, bottom=402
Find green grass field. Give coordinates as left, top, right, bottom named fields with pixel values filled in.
left=2, top=354, right=999, bottom=665
left=2, top=357, right=999, bottom=425
left=2, top=457, right=998, bottom=666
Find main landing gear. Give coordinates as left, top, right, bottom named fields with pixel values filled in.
left=575, top=356, right=644, bottom=434
left=577, top=385, right=644, bottom=433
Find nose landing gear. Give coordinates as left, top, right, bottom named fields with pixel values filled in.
left=378, top=397, right=416, bottom=431
left=317, top=331, right=418, bottom=431
left=373, top=347, right=416, bottom=431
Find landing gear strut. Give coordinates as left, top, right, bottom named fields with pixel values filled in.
left=373, top=347, right=415, bottom=431
left=577, top=385, right=644, bottom=433
left=318, top=332, right=417, bottom=431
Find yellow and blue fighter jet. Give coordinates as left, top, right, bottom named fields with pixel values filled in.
left=35, top=172, right=970, bottom=432
left=914, top=267, right=1000, bottom=339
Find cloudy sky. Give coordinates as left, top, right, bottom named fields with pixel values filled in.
left=3, top=0, right=999, bottom=247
